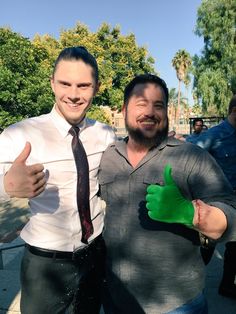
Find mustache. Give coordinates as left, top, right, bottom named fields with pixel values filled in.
left=125, top=118, right=169, bottom=148
left=138, top=117, right=159, bottom=123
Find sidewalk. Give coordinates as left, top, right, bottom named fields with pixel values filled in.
left=0, top=237, right=24, bottom=314
left=0, top=198, right=28, bottom=314
left=0, top=200, right=236, bottom=313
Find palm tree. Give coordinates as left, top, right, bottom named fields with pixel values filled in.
left=168, top=88, right=189, bottom=131
left=172, top=49, right=192, bottom=123
left=168, top=88, right=178, bottom=129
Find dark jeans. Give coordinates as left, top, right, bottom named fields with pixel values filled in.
left=20, top=236, right=106, bottom=314
left=165, top=292, right=208, bottom=314
left=102, top=285, right=208, bottom=314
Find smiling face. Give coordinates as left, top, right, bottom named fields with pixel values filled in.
left=123, top=82, right=168, bottom=147
left=51, top=59, right=99, bottom=125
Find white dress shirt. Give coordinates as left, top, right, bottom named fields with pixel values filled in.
left=0, top=106, right=116, bottom=251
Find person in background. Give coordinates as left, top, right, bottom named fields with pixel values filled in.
left=0, top=46, right=116, bottom=314
left=185, top=118, right=204, bottom=144
left=196, top=95, right=236, bottom=299
left=99, top=74, right=236, bottom=314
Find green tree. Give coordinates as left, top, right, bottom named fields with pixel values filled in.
left=0, top=27, right=52, bottom=127
left=0, top=22, right=156, bottom=127
left=0, top=110, right=24, bottom=131
left=87, top=105, right=111, bottom=124
left=193, top=0, right=236, bottom=114
left=191, top=91, right=203, bottom=116
left=171, top=49, right=192, bottom=122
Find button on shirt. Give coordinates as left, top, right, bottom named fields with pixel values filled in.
left=196, top=119, right=236, bottom=189
left=0, top=107, right=116, bottom=251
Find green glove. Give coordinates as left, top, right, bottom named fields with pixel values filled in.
left=146, top=164, right=194, bottom=227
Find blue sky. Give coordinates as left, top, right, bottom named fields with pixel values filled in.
left=1, top=0, right=203, bottom=103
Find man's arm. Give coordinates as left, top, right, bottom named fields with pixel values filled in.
left=3, top=142, right=46, bottom=198
left=195, top=131, right=213, bottom=150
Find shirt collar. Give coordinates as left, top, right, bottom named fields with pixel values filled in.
left=49, top=105, right=89, bottom=138
left=114, top=135, right=180, bottom=154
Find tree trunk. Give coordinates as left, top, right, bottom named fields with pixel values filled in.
left=176, top=79, right=181, bottom=127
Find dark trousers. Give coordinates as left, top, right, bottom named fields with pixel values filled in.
left=20, top=236, right=106, bottom=314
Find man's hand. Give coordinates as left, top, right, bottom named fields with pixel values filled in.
left=193, top=199, right=227, bottom=240
left=4, top=142, right=46, bottom=198
left=146, top=164, right=194, bottom=227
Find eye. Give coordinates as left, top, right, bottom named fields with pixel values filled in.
left=136, top=101, right=146, bottom=107
left=154, top=102, right=165, bottom=109
left=80, top=85, right=89, bottom=90
left=59, top=81, right=70, bottom=87
left=78, top=83, right=93, bottom=90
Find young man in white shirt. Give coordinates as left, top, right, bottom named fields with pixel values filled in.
left=0, top=46, right=115, bottom=314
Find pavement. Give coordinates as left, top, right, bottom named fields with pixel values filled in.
left=0, top=200, right=236, bottom=313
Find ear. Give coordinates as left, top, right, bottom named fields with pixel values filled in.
left=94, top=82, right=100, bottom=96
left=121, top=103, right=126, bottom=118
left=50, top=77, right=55, bottom=93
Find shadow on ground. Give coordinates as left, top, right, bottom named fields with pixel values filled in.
left=0, top=199, right=29, bottom=242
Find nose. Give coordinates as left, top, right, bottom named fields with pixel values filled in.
left=68, top=86, right=80, bottom=102
left=144, top=104, right=155, bottom=117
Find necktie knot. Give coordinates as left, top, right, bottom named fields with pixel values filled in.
left=69, top=126, right=80, bottom=137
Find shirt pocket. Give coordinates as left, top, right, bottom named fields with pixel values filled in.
left=143, top=173, right=163, bottom=186
left=99, top=173, right=115, bottom=205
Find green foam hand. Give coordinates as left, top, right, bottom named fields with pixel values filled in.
left=146, top=164, right=194, bottom=227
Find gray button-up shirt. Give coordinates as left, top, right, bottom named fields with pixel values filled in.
left=99, top=137, right=236, bottom=313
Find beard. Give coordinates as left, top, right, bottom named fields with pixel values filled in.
left=125, top=117, right=169, bottom=148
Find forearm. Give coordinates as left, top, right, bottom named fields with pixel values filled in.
left=192, top=199, right=227, bottom=240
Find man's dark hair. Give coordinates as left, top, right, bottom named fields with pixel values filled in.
left=228, top=95, right=236, bottom=115
left=124, top=74, right=169, bottom=106
left=193, top=118, right=204, bottom=127
left=52, top=46, right=99, bottom=83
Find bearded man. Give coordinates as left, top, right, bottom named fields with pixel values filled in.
left=98, top=74, right=236, bottom=314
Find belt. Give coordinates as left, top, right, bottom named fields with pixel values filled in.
left=25, top=234, right=103, bottom=260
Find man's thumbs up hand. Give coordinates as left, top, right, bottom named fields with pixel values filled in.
left=14, top=141, right=32, bottom=164
left=4, top=142, right=46, bottom=198
left=146, top=164, right=194, bottom=227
